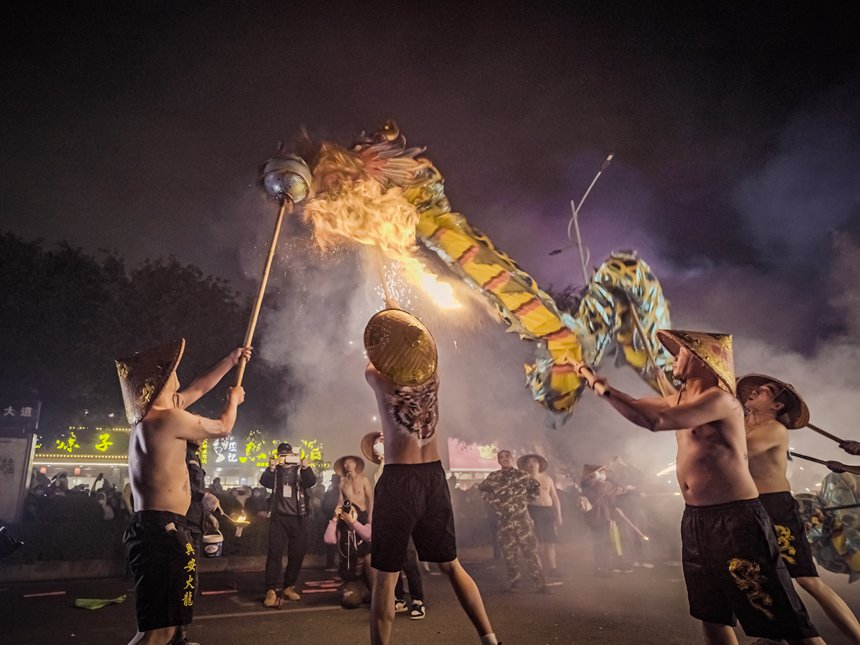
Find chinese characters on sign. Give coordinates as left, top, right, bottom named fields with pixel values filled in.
left=56, top=432, right=81, bottom=453
left=94, top=433, right=114, bottom=452
left=3, top=406, right=33, bottom=417
left=0, top=456, right=15, bottom=476
left=0, top=401, right=41, bottom=430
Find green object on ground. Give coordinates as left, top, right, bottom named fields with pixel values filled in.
left=74, top=594, right=126, bottom=610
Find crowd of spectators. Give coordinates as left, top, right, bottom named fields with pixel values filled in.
left=17, top=455, right=673, bottom=571
left=23, top=469, right=131, bottom=523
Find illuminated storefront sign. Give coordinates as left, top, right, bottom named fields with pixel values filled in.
left=33, top=425, right=330, bottom=472
left=34, top=426, right=130, bottom=462
left=447, top=437, right=499, bottom=472
left=0, top=400, right=41, bottom=430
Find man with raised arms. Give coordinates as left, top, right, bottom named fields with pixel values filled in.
left=574, top=330, right=821, bottom=645
left=740, top=373, right=860, bottom=643
left=116, top=339, right=249, bottom=645
left=363, top=309, right=499, bottom=645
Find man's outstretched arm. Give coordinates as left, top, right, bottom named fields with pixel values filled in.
left=179, top=347, right=252, bottom=408
left=839, top=440, right=860, bottom=456
left=826, top=460, right=860, bottom=476
left=572, top=362, right=736, bottom=432
left=169, top=386, right=245, bottom=440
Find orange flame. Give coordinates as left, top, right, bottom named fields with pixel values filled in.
left=302, top=176, right=459, bottom=309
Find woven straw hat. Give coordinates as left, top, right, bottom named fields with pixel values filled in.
left=657, top=329, right=735, bottom=395
left=736, top=373, right=809, bottom=429
left=581, top=464, right=606, bottom=479
left=361, top=432, right=383, bottom=464
left=364, top=309, right=437, bottom=386
left=115, top=338, right=185, bottom=426
left=333, top=455, right=365, bottom=476
left=517, top=453, right=549, bottom=473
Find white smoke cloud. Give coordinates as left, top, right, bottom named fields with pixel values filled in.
left=237, top=78, right=860, bottom=498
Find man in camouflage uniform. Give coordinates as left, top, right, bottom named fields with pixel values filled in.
left=479, top=450, right=549, bottom=593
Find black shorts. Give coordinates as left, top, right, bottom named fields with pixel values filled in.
left=758, top=491, right=818, bottom=578
left=371, top=461, right=456, bottom=572
left=681, top=498, right=818, bottom=640
left=124, top=511, right=198, bottom=632
left=528, top=505, right=557, bottom=543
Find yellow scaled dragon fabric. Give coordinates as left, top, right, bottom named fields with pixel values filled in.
left=300, top=123, right=673, bottom=420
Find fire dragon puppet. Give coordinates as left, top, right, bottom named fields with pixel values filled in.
left=280, top=121, right=672, bottom=422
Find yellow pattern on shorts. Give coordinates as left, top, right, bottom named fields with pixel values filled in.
left=774, top=523, right=798, bottom=565
left=727, top=558, right=775, bottom=620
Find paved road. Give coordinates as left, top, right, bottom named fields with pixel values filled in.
left=3, top=547, right=859, bottom=644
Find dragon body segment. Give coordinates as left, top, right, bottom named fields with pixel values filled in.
left=301, top=123, right=672, bottom=420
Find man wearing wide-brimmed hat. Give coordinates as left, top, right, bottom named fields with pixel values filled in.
left=518, top=454, right=564, bottom=578
left=335, top=454, right=374, bottom=522
left=361, top=431, right=386, bottom=484
left=740, top=373, right=860, bottom=643
left=579, top=463, right=630, bottom=576
left=573, top=330, right=821, bottom=644
left=116, top=339, right=250, bottom=645
left=363, top=309, right=499, bottom=645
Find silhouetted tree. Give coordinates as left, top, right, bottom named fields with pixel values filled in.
left=0, top=231, right=292, bottom=441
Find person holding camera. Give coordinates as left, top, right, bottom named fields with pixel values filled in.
left=324, top=499, right=373, bottom=608
left=260, top=442, right=316, bottom=608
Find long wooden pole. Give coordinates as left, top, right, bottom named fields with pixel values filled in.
left=234, top=199, right=293, bottom=387
left=806, top=423, right=846, bottom=444
left=789, top=450, right=829, bottom=466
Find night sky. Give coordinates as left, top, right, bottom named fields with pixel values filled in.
left=3, top=3, right=859, bottom=355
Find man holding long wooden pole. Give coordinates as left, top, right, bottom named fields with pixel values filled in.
left=740, top=373, right=860, bottom=643
left=573, top=330, right=822, bottom=644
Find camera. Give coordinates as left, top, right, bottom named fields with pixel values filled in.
left=342, top=499, right=352, bottom=512
left=279, top=453, right=300, bottom=465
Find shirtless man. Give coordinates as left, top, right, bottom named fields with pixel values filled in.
left=336, top=455, right=374, bottom=521
left=364, top=309, right=498, bottom=645
left=740, top=373, right=860, bottom=644
left=116, top=339, right=249, bottom=645
left=335, top=454, right=374, bottom=583
left=518, top=454, right=563, bottom=577
left=574, top=329, right=821, bottom=645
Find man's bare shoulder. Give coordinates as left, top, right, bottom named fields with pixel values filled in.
left=140, top=407, right=195, bottom=433
left=682, top=387, right=742, bottom=412
left=749, top=418, right=789, bottom=440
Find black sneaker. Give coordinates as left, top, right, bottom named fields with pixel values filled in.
left=409, top=602, right=426, bottom=620
left=394, top=598, right=407, bottom=613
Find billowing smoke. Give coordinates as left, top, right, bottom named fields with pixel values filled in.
left=238, top=76, right=859, bottom=513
